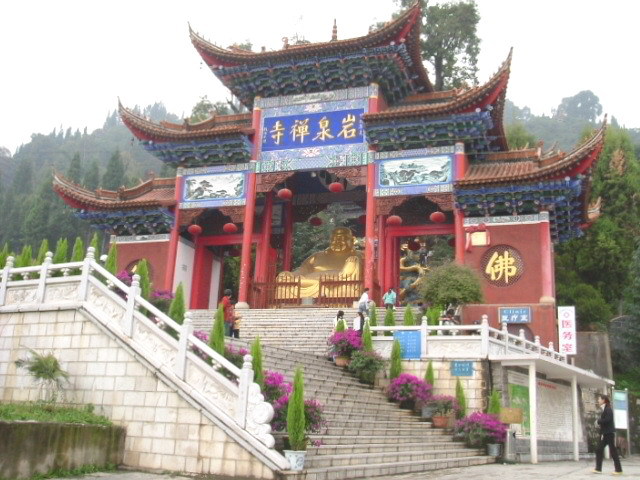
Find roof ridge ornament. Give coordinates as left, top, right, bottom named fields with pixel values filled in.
left=331, top=19, right=338, bottom=42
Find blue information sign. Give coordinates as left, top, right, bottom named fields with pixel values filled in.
left=499, top=307, right=532, bottom=324
left=261, top=108, right=364, bottom=152
left=393, top=331, right=421, bottom=360
left=451, top=361, right=474, bottom=376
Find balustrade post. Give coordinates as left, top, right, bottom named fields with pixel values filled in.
left=502, top=322, right=509, bottom=354
left=175, top=313, right=193, bottom=380
left=420, top=319, right=428, bottom=359
left=36, top=252, right=53, bottom=303
left=0, top=256, right=15, bottom=306
left=236, top=354, right=254, bottom=428
left=534, top=335, right=541, bottom=354
left=548, top=342, right=554, bottom=357
left=77, top=247, right=95, bottom=301
left=123, top=274, right=140, bottom=337
left=480, top=315, right=489, bottom=357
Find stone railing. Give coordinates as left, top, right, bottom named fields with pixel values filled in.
left=0, top=248, right=287, bottom=471
left=370, top=316, right=568, bottom=363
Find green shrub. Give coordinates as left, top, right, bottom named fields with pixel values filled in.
left=348, top=350, right=385, bottom=385
left=15, top=245, right=33, bottom=268
left=389, top=340, right=402, bottom=380
left=0, top=403, right=111, bottom=426
left=369, top=305, right=378, bottom=336
left=362, top=321, right=373, bottom=352
left=487, top=390, right=501, bottom=415
left=209, top=306, right=225, bottom=357
left=90, top=232, right=101, bottom=257
left=36, top=239, right=50, bottom=265
left=251, top=336, right=264, bottom=389
left=287, top=367, right=307, bottom=451
left=455, top=377, right=467, bottom=419
left=135, top=259, right=151, bottom=300
left=105, top=244, right=117, bottom=275
left=422, top=262, right=483, bottom=307
left=403, top=306, right=416, bottom=326
left=383, top=308, right=396, bottom=337
left=52, top=238, right=68, bottom=264
left=424, top=360, right=435, bottom=386
left=71, top=237, right=85, bottom=263
left=15, top=349, right=69, bottom=403
left=0, top=243, right=10, bottom=269
left=168, top=283, right=185, bottom=325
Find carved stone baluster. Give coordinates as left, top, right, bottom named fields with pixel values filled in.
left=0, top=256, right=15, bottom=306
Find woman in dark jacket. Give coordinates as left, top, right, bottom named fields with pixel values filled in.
left=593, top=394, right=622, bottom=474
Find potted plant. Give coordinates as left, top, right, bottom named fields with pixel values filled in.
left=348, top=350, right=385, bottom=385
left=427, top=395, right=459, bottom=428
left=386, top=373, right=432, bottom=411
left=328, top=329, right=362, bottom=367
left=454, top=412, right=507, bottom=456
left=285, top=367, right=307, bottom=470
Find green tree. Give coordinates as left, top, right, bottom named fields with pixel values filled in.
left=36, top=239, right=50, bottom=265
left=369, top=305, right=378, bottom=336
left=422, top=262, right=483, bottom=308
left=455, top=377, right=467, bottom=419
left=105, top=244, right=118, bottom=275
left=251, top=336, right=265, bottom=389
left=14, top=245, right=33, bottom=268
left=0, top=243, right=10, bottom=268
left=506, top=123, right=537, bottom=150
left=89, top=232, right=101, bottom=257
left=403, top=306, right=416, bottom=326
left=83, top=160, right=100, bottom=189
left=362, top=321, right=373, bottom=352
left=70, top=237, right=84, bottom=263
left=389, top=340, right=402, bottom=380
left=555, top=90, right=602, bottom=123
left=169, top=283, right=186, bottom=325
left=487, top=390, right=501, bottom=415
left=52, top=238, right=69, bottom=264
left=383, top=308, right=396, bottom=336
left=102, top=149, right=127, bottom=190
left=135, top=259, right=151, bottom=299
left=287, top=367, right=307, bottom=451
left=209, top=305, right=225, bottom=357
left=67, top=152, right=82, bottom=183
left=424, top=360, right=435, bottom=386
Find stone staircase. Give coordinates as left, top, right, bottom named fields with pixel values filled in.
left=224, top=336, right=494, bottom=480
left=190, top=307, right=413, bottom=356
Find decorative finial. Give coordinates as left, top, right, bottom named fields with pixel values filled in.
left=282, top=37, right=289, bottom=49
left=331, top=19, right=338, bottom=41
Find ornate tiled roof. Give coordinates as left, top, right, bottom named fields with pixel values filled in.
left=457, top=120, right=606, bottom=186
left=190, top=3, right=432, bottom=106
left=119, top=101, right=253, bottom=143
left=364, top=50, right=512, bottom=151
left=53, top=172, right=176, bottom=211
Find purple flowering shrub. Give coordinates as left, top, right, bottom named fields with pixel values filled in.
left=116, top=270, right=133, bottom=286
left=427, top=394, right=460, bottom=416
left=328, top=328, right=362, bottom=357
left=263, top=370, right=292, bottom=402
left=386, top=373, right=432, bottom=404
left=150, top=289, right=174, bottom=313
left=454, top=412, right=507, bottom=446
left=189, top=330, right=248, bottom=382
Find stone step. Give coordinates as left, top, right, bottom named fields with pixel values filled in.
left=322, top=424, right=438, bottom=436
left=307, top=433, right=454, bottom=445
left=277, top=455, right=495, bottom=480
left=305, top=448, right=484, bottom=468
left=312, top=441, right=462, bottom=456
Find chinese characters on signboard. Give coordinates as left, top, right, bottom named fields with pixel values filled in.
left=261, top=109, right=364, bottom=152
left=557, top=306, right=577, bottom=355
left=499, top=307, right=532, bottom=324
left=481, top=245, right=524, bottom=286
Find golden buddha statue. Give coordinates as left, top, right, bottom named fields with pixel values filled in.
left=278, top=227, right=363, bottom=298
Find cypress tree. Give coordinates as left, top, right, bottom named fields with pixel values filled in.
left=168, top=283, right=185, bottom=325
left=251, top=336, right=265, bottom=389
left=383, top=308, right=396, bottom=336
left=105, top=244, right=117, bottom=275
left=403, top=306, right=416, bottom=326
left=455, top=377, right=467, bottom=419
left=369, top=305, right=378, bottom=336
left=15, top=245, right=33, bottom=268
left=102, top=149, right=127, bottom=190
left=209, top=305, right=225, bottom=357
left=389, top=340, right=402, bottom=380
left=487, top=390, right=501, bottom=415
left=424, top=360, right=435, bottom=386
left=36, top=239, right=50, bottom=265
left=70, top=237, right=84, bottom=262
left=89, top=232, right=101, bottom=257
left=67, top=152, right=83, bottom=183
left=362, top=321, right=373, bottom=352
left=136, top=259, right=151, bottom=299
left=287, top=366, right=307, bottom=451
left=52, top=238, right=68, bottom=264
left=0, top=243, right=10, bottom=269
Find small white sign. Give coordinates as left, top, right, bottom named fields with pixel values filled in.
left=613, top=390, right=629, bottom=430
left=557, top=306, right=577, bottom=355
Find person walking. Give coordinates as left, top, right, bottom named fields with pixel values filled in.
left=382, top=288, right=396, bottom=310
left=593, top=394, right=623, bottom=475
left=220, top=289, right=234, bottom=337
left=357, top=288, right=370, bottom=331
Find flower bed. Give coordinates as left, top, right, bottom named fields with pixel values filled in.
left=454, top=412, right=507, bottom=447
left=386, top=373, right=432, bottom=405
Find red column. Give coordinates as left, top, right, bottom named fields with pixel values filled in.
left=237, top=102, right=262, bottom=306
left=377, top=215, right=386, bottom=294
left=539, top=212, right=554, bottom=302
left=256, top=192, right=274, bottom=282
left=453, top=142, right=467, bottom=265
left=163, top=175, right=183, bottom=291
left=189, top=237, right=214, bottom=309
left=283, top=200, right=294, bottom=271
left=384, top=233, right=394, bottom=293
left=365, top=84, right=380, bottom=292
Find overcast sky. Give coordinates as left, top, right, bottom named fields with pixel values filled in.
left=1, top=0, right=636, bottom=154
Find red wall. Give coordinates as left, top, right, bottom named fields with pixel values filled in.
left=115, top=241, right=171, bottom=291
left=462, top=222, right=558, bottom=346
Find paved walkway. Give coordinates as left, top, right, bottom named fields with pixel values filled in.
left=47, top=456, right=639, bottom=480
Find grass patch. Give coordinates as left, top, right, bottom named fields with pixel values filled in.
left=28, top=463, right=117, bottom=480
left=0, top=403, right=111, bottom=426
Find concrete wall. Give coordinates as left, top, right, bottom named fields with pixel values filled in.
left=0, top=422, right=125, bottom=480
left=575, top=332, right=613, bottom=379
left=0, top=309, right=275, bottom=479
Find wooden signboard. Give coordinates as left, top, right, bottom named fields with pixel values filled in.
left=500, top=407, right=523, bottom=425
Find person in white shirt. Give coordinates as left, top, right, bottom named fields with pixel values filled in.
left=357, top=288, right=370, bottom=332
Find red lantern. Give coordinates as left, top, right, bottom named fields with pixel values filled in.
left=386, top=215, right=402, bottom=226
left=408, top=240, right=421, bottom=251
left=223, top=222, right=238, bottom=234
left=309, top=216, right=323, bottom=226
left=448, top=237, right=456, bottom=247
left=277, top=188, right=293, bottom=200
left=187, top=224, right=202, bottom=236
left=328, top=182, right=344, bottom=193
left=429, top=211, right=446, bottom=223
left=357, top=214, right=367, bottom=225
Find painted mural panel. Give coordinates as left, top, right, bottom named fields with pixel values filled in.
left=374, top=154, right=453, bottom=197
left=180, top=172, right=246, bottom=209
